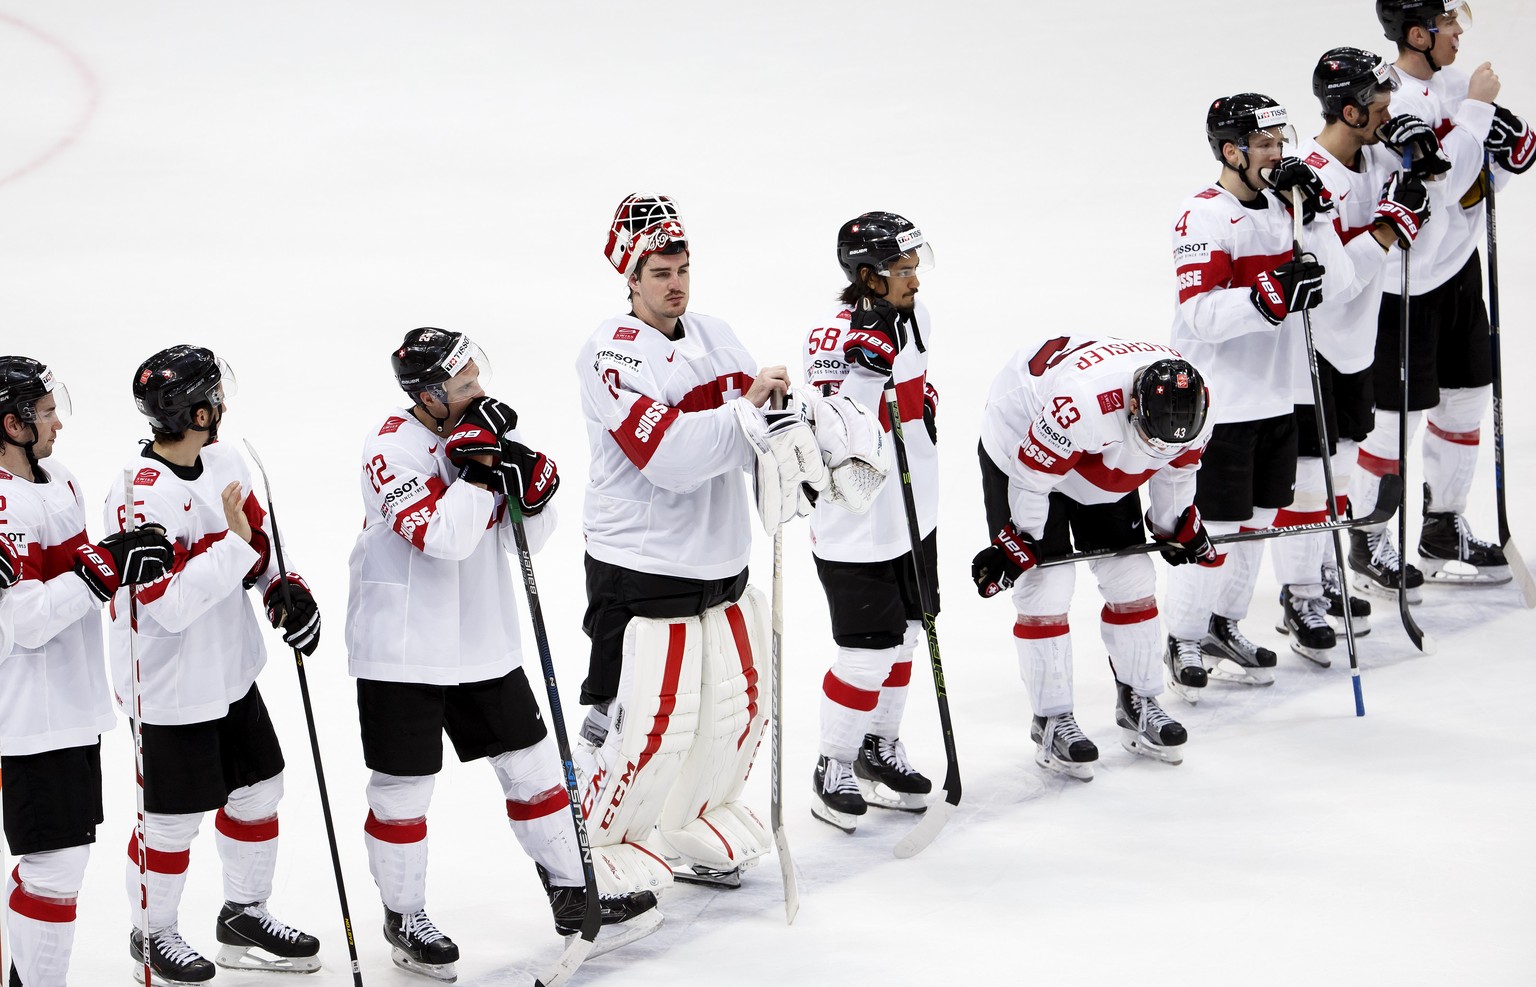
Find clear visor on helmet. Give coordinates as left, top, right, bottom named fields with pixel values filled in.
left=1431, top=2, right=1471, bottom=32
left=20, top=381, right=71, bottom=426
left=1128, top=415, right=1185, bottom=460
left=429, top=337, right=492, bottom=406
left=209, top=357, right=238, bottom=410
left=875, top=242, right=936, bottom=278
left=1240, top=124, right=1298, bottom=157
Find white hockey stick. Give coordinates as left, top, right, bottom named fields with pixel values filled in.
left=124, top=468, right=154, bottom=986
left=770, top=522, right=799, bottom=923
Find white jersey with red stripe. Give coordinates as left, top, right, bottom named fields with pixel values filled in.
left=577, top=311, right=759, bottom=581
left=979, top=336, right=1213, bottom=539
left=802, top=300, right=938, bottom=563
left=1294, top=136, right=1401, bottom=377
left=0, top=459, right=114, bottom=757
left=345, top=408, right=555, bottom=685
left=1170, top=182, right=1357, bottom=423
left=1384, top=64, right=1509, bottom=294
left=103, top=441, right=282, bottom=726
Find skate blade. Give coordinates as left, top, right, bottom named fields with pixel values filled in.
left=1165, top=675, right=1203, bottom=704
left=214, top=943, right=321, bottom=974
left=391, top=948, right=458, bottom=983
left=1329, top=614, right=1371, bottom=636
left=1033, top=749, right=1094, bottom=782
left=1354, top=578, right=1423, bottom=604
left=585, top=908, right=665, bottom=958
left=810, top=801, right=862, bottom=834
left=855, top=776, right=930, bottom=811
left=1419, top=557, right=1512, bottom=585
left=132, top=960, right=206, bottom=987
left=1288, top=641, right=1333, bottom=668
left=1119, top=729, right=1184, bottom=765
left=1205, top=659, right=1275, bottom=687
left=671, top=865, right=742, bottom=889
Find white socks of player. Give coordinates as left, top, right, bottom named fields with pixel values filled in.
left=7, top=847, right=87, bottom=986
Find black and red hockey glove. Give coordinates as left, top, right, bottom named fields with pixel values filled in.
left=1152, top=507, right=1223, bottom=567
left=1251, top=256, right=1325, bottom=326
left=1374, top=173, right=1432, bottom=248
left=1377, top=114, right=1452, bottom=178
left=73, top=526, right=176, bottom=603
left=1487, top=105, right=1535, bottom=174
left=1267, top=157, right=1332, bottom=225
left=972, top=522, right=1038, bottom=598
left=264, top=575, right=321, bottom=656
left=922, top=382, right=939, bottom=444
left=446, top=397, right=519, bottom=463
left=502, top=441, right=559, bottom=516
left=0, top=534, right=17, bottom=589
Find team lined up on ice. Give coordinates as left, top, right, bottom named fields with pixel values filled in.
left=1, top=1, right=1531, bottom=984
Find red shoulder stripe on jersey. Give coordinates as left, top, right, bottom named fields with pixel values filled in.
left=675, top=371, right=755, bottom=413
left=1177, top=250, right=1233, bottom=303
left=18, top=527, right=90, bottom=582
left=1169, top=446, right=1203, bottom=469
left=724, top=603, right=759, bottom=750
left=390, top=475, right=450, bottom=551
left=135, top=529, right=231, bottom=604
left=1069, top=453, right=1160, bottom=494
left=1229, top=250, right=1295, bottom=290
left=610, top=396, right=681, bottom=470
left=876, top=374, right=927, bottom=433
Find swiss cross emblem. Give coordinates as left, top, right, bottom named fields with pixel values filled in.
left=661, top=220, right=684, bottom=238
left=1175, top=372, right=1190, bottom=388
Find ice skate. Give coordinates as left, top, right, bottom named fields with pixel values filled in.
left=1418, top=496, right=1512, bottom=586
left=1029, top=712, right=1098, bottom=781
left=1349, top=528, right=1424, bottom=603
left=214, top=900, right=321, bottom=973
left=538, top=864, right=663, bottom=957
left=384, top=907, right=460, bottom=983
left=1322, top=561, right=1371, bottom=635
left=853, top=734, right=931, bottom=811
left=1276, top=587, right=1336, bottom=667
left=1200, top=615, right=1276, bottom=686
left=1163, top=635, right=1208, bottom=704
left=130, top=925, right=215, bottom=986
left=811, top=755, right=867, bottom=834
left=1114, top=683, right=1187, bottom=765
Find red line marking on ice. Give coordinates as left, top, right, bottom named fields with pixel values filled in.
left=0, top=12, right=101, bottom=190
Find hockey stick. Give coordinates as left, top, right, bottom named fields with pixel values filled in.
left=124, top=468, right=153, bottom=987
left=765, top=391, right=799, bottom=922
left=1290, top=188, right=1365, bottom=716
left=493, top=497, right=601, bottom=987
left=879, top=380, right=960, bottom=860
left=1394, top=151, right=1434, bottom=654
left=1037, top=473, right=1403, bottom=569
left=1482, top=158, right=1536, bottom=607
left=242, top=442, right=365, bottom=986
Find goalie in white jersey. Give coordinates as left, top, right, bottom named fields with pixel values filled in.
left=0, top=357, right=173, bottom=987
left=104, top=345, right=324, bottom=983
left=975, top=339, right=1216, bottom=775
left=346, top=328, right=658, bottom=981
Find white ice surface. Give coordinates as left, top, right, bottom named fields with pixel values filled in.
left=2, top=2, right=1535, bottom=984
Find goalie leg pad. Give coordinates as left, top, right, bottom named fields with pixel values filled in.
left=658, top=587, right=772, bottom=872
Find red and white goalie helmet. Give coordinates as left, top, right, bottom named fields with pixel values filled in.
left=605, top=193, right=688, bottom=276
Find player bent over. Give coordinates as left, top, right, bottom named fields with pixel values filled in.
left=974, top=340, right=1215, bottom=777
left=105, top=346, right=323, bottom=982
left=346, top=329, right=658, bottom=982
left=803, top=212, right=937, bottom=832
left=1, top=357, right=173, bottom=986
left=574, top=194, right=882, bottom=892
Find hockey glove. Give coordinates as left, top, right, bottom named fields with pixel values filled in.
left=445, top=397, right=518, bottom=463
left=1376, top=114, right=1452, bottom=178
left=1250, top=256, right=1325, bottom=326
left=842, top=325, right=897, bottom=377
left=264, top=575, right=321, bottom=656
left=1151, top=507, right=1222, bottom=567
left=0, top=535, right=17, bottom=589
left=922, top=382, right=939, bottom=445
left=1266, top=157, right=1332, bottom=226
left=1487, top=105, right=1535, bottom=174
left=1373, top=173, right=1432, bottom=248
left=971, top=522, right=1038, bottom=598
left=73, top=525, right=176, bottom=603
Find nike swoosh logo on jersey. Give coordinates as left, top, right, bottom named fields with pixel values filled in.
left=666, top=351, right=676, bottom=362
left=1339, top=191, right=1350, bottom=200
left=1229, top=217, right=1243, bottom=224
left=428, top=444, right=438, bottom=453
left=184, top=500, right=192, bottom=511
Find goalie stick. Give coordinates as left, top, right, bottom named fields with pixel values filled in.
left=766, top=391, right=799, bottom=923
left=243, top=442, right=365, bottom=985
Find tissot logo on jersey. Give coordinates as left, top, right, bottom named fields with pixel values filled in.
left=381, top=476, right=425, bottom=511
left=594, top=350, right=644, bottom=373
left=1173, top=242, right=1210, bottom=259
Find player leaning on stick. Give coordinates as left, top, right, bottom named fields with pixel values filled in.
left=345, top=328, right=657, bottom=982
left=104, top=346, right=323, bottom=983
left=0, top=357, right=173, bottom=986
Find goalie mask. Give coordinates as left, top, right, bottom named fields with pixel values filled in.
left=1130, top=359, right=1208, bottom=457
left=605, top=193, right=688, bottom=276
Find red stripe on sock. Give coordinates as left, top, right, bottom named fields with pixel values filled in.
left=1357, top=448, right=1399, bottom=477
left=1100, top=602, right=1158, bottom=626
left=215, top=808, right=279, bottom=843
left=127, top=834, right=190, bottom=875
left=1013, top=617, right=1069, bottom=640
left=507, top=787, right=568, bottom=821
left=364, top=811, right=426, bottom=845
left=8, top=870, right=76, bottom=924
left=1427, top=422, right=1480, bottom=446
left=1274, top=508, right=1328, bottom=527
left=1335, top=495, right=1349, bottom=516
left=882, top=661, right=912, bottom=688
left=822, top=671, right=879, bottom=712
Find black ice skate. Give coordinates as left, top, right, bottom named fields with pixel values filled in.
left=538, top=864, right=664, bottom=958
left=1163, top=635, right=1208, bottom=704
left=811, top=755, right=867, bottom=834
left=1322, top=561, right=1371, bottom=635
left=1418, top=494, right=1513, bottom=586
left=1115, top=683, right=1187, bottom=765
left=214, top=900, right=321, bottom=974
left=853, top=734, right=932, bottom=811
left=1276, top=587, right=1336, bottom=667
left=130, top=925, right=215, bottom=986
left=1200, top=615, right=1277, bottom=686
left=384, top=907, right=460, bottom=983
left=1029, top=713, right=1098, bottom=782
left=1349, top=528, right=1424, bottom=603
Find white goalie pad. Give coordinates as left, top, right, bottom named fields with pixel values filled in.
left=658, top=587, right=772, bottom=872
left=735, top=399, right=828, bottom=534
left=808, top=393, right=891, bottom=513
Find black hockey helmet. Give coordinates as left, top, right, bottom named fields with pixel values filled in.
left=1132, top=359, right=1208, bottom=448
left=0, top=356, right=70, bottom=460
left=1377, top=0, right=1465, bottom=45
left=605, top=193, right=688, bottom=277
left=1314, top=47, right=1398, bottom=123
left=132, top=345, right=234, bottom=435
left=836, top=212, right=934, bottom=282
left=391, top=328, right=490, bottom=406
left=1205, top=93, right=1290, bottom=162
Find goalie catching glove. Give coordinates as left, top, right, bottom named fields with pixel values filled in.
left=72, top=525, right=176, bottom=603
left=971, top=522, right=1038, bottom=598
left=458, top=440, right=560, bottom=516
left=735, top=395, right=827, bottom=533
left=264, top=575, right=321, bottom=656
left=1150, top=506, right=1222, bottom=567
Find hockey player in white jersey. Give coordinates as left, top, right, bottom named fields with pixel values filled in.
left=1271, top=48, right=1435, bottom=662
left=975, top=339, right=1216, bottom=775
left=0, top=532, right=16, bottom=657
left=803, top=212, right=937, bottom=832
left=105, top=345, right=323, bottom=984
left=1166, top=93, right=1359, bottom=694
left=0, top=357, right=174, bottom=987
left=346, top=328, right=658, bottom=982
left=1357, top=0, right=1531, bottom=586
left=574, top=193, right=871, bottom=894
